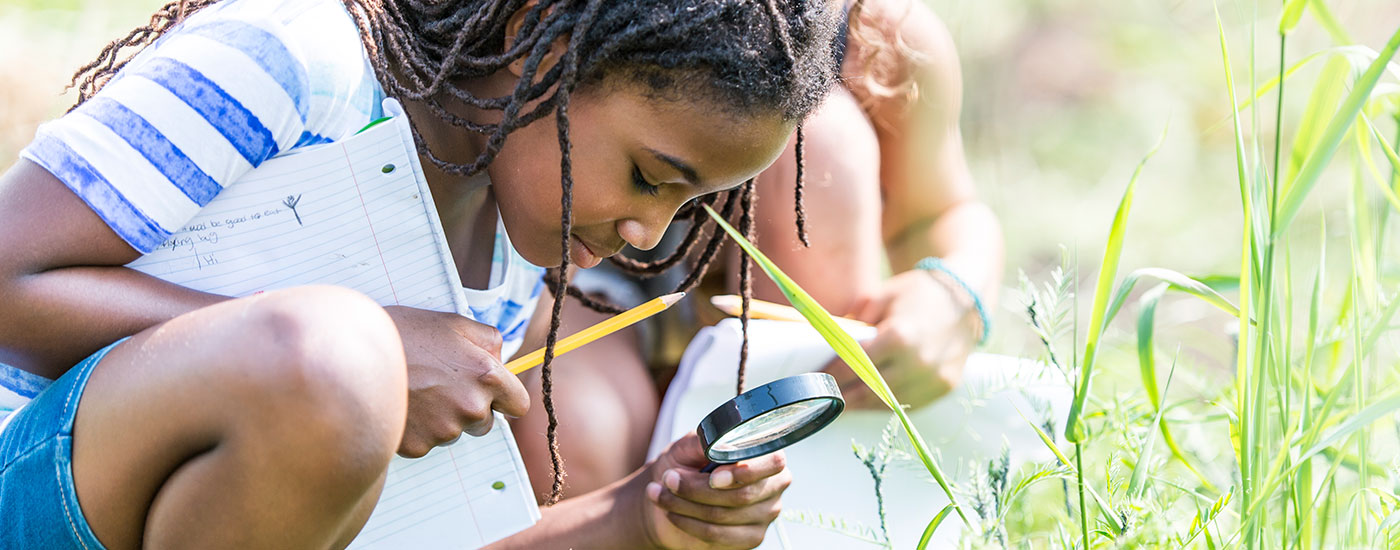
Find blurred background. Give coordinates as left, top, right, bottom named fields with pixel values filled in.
left=8, top=1, right=1400, bottom=547
left=2, top=0, right=1397, bottom=366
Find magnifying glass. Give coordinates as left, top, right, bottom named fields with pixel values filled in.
left=696, top=372, right=846, bottom=472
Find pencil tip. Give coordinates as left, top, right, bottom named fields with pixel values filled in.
left=661, top=292, right=686, bottom=307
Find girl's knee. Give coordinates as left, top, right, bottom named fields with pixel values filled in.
left=218, top=286, right=408, bottom=456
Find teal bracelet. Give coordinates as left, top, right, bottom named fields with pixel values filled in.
left=914, top=256, right=990, bottom=345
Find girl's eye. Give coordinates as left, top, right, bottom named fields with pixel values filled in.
left=632, top=165, right=661, bottom=196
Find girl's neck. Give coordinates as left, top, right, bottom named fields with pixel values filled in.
left=440, top=180, right=497, bottom=291
left=400, top=71, right=515, bottom=290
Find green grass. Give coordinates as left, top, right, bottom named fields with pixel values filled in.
left=707, top=1, right=1400, bottom=547
left=940, top=2, right=1400, bottom=548
left=5, top=0, right=1400, bottom=547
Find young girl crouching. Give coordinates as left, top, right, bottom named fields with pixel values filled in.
left=0, top=0, right=841, bottom=548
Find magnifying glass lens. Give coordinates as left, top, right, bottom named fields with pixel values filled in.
left=711, top=399, right=836, bottom=453
left=698, top=373, right=846, bottom=465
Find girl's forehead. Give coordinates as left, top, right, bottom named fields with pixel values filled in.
left=584, top=86, right=793, bottom=186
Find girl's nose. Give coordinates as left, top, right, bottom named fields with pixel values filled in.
left=616, top=217, right=667, bottom=251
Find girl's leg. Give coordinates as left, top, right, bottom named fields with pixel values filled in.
left=68, top=285, right=408, bottom=549
left=511, top=296, right=658, bottom=503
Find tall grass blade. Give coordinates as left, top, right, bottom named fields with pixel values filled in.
left=1104, top=267, right=1243, bottom=327
left=1284, top=56, right=1351, bottom=190
left=1213, top=6, right=1259, bottom=539
left=1274, top=26, right=1400, bottom=238
left=1128, top=350, right=1177, bottom=498
left=1135, top=283, right=1218, bottom=493
left=701, top=204, right=969, bottom=526
left=914, top=505, right=954, bottom=550
left=1245, top=392, right=1400, bottom=525
left=1021, top=412, right=1125, bottom=532
left=1293, top=394, right=1400, bottom=461
left=1207, top=46, right=1396, bottom=133
left=1280, top=0, right=1307, bottom=34
left=1064, top=125, right=1167, bottom=443
left=1362, top=114, right=1400, bottom=212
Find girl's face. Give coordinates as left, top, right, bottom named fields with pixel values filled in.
left=486, top=85, right=795, bottom=269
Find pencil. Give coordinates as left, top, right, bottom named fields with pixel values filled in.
left=709, top=295, right=872, bottom=330
left=506, top=292, right=685, bottom=374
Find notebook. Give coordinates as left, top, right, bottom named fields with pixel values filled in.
left=126, top=98, right=540, bottom=548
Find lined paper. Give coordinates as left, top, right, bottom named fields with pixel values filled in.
left=126, top=104, right=540, bottom=548
left=126, top=120, right=456, bottom=310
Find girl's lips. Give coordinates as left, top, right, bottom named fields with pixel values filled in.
left=570, top=235, right=603, bottom=268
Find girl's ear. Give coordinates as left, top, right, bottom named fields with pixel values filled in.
left=504, top=1, right=569, bottom=79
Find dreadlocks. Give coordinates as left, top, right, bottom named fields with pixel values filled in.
left=70, top=0, right=841, bottom=506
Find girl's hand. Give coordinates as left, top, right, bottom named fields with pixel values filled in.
left=384, top=305, right=531, bottom=458
left=638, top=433, right=790, bottom=550
left=822, top=269, right=980, bottom=409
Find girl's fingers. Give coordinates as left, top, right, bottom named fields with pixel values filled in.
left=708, top=451, right=786, bottom=488
left=667, top=431, right=712, bottom=469
left=652, top=485, right=783, bottom=526
left=660, top=462, right=791, bottom=508
left=664, top=512, right=771, bottom=549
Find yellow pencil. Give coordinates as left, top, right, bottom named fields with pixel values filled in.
left=507, top=292, right=685, bottom=374
left=709, top=295, right=872, bottom=330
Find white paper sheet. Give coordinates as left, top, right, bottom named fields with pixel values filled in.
left=127, top=100, right=540, bottom=549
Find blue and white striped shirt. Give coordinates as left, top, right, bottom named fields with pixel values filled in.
left=24, top=0, right=383, bottom=251
left=3, top=0, right=545, bottom=426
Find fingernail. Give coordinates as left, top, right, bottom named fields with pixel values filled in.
left=710, top=469, right=733, bottom=489
left=663, top=470, right=681, bottom=492
left=646, top=482, right=662, bottom=502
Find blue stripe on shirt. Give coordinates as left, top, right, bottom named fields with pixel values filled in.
left=0, top=364, right=51, bottom=400
left=501, top=316, right=530, bottom=342
left=27, top=134, right=168, bottom=252
left=134, top=57, right=281, bottom=166
left=295, top=130, right=334, bottom=147
left=79, top=97, right=222, bottom=206
left=183, top=20, right=310, bottom=123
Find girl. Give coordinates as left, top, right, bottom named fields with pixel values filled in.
left=0, top=0, right=841, bottom=548
left=516, top=0, right=1004, bottom=503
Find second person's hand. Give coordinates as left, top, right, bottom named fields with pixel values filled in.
left=384, top=305, right=531, bottom=458
left=821, top=268, right=979, bottom=410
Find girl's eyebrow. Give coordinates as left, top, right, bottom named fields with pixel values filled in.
left=645, top=148, right=700, bottom=185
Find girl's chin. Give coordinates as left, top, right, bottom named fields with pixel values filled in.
left=514, top=235, right=603, bottom=269
left=569, top=235, right=603, bottom=269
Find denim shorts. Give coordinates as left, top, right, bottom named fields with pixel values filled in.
left=0, top=340, right=123, bottom=550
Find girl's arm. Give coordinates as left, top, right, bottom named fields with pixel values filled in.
left=489, top=433, right=789, bottom=550
left=845, top=0, right=1004, bottom=407
left=0, top=160, right=531, bottom=458
left=749, top=0, right=1003, bottom=408
left=0, top=160, right=225, bottom=377
left=0, top=10, right=345, bottom=378
left=865, top=1, right=1003, bottom=299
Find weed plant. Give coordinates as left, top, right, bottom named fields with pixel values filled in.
left=954, top=2, right=1400, bottom=548
left=715, top=0, right=1400, bottom=548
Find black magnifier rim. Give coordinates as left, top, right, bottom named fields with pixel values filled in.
left=697, top=372, right=845, bottom=463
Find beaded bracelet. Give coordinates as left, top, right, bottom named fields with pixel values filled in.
left=914, top=256, right=990, bottom=346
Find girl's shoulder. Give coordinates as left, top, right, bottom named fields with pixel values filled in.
left=844, top=0, right=959, bottom=119
left=166, top=0, right=385, bottom=137
left=19, top=0, right=383, bottom=254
